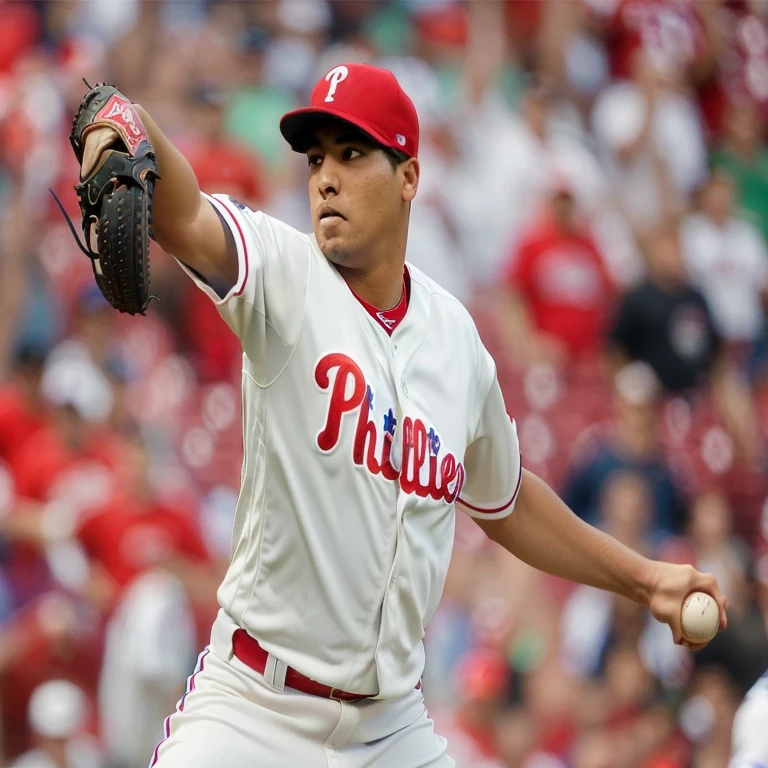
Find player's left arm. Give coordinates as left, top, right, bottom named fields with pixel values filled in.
left=463, top=342, right=727, bottom=648
left=474, top=471, right=728, bottom=647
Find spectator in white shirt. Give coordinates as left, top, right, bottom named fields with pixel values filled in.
left=592, top=49, right=707, bottom=236
left=447, top=2, right=620, bottom=288
left=681, top=170, right=768, bottom=353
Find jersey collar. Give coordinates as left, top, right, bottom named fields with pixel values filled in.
left=347, top=267, right=411, bottom=337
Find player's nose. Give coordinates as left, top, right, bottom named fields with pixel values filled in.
left=316, top=158, right=340, bottom=199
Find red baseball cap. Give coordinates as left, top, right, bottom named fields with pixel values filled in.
left=280, top=63, right=420, bottom=158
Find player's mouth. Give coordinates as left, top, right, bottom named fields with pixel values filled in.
left=318, top=205, right=346, bottom=223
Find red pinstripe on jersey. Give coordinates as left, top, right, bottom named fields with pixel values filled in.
left=458, top=454, right=522, bottom=514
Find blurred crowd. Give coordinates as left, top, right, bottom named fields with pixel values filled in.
left=1, top=0, right=768, bottom=766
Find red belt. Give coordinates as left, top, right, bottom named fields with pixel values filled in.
left=232, top=628, right=375, bottom=702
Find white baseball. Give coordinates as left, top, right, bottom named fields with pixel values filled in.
left=681, top=591, right=719, bottom=644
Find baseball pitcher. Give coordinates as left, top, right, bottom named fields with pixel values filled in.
left=65, top=64, right=728, bottom=767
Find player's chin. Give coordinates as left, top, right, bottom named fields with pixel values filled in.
left=317, top=236, right=354, bottom=265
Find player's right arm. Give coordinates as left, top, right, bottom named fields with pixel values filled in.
left=82, top=95, right=310, bottom=366
left=82, top=104, right=238, bottom=289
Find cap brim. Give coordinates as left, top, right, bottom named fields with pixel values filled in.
left=280, top=106, right=395, bottom=154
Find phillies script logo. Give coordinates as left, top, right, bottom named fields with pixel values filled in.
left=315, top=353, right=465, bottom=503
left=96, top=95, right=148, bottom=154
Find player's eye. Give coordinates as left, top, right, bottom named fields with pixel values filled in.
left=307, top=153, right=322, bottom=168
left=342, top=147, right=362, bottom=161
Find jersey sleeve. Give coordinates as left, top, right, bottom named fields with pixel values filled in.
left=457, top=347, right=522, bottom=521
left=174, top=194, right=310, bottom=364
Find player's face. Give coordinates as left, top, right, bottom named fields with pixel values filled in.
left=305, top=122, right=418, bottom=268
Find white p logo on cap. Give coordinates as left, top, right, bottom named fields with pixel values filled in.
left=324, top=65, right=349, bottom=103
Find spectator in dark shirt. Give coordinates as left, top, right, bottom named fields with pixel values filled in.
left=609, top=225, right=720, bottom=394
left=562, top=362, right=686, bottom=540
left=610, top=224, right=759, bottom=461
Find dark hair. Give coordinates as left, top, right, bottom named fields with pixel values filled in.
left=381, top=146, right=411, bottom=171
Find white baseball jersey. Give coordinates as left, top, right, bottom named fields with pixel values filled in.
left=730, top=672, right=768, bottom=768
left=176, top=193, right=522, bottom=700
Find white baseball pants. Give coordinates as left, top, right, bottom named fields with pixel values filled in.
left=148, top=612, right=455, bottom=768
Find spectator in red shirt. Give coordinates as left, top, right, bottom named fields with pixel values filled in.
left=2, top=389, right=123, bottom=609
left=11, top=398, right=121, bottom=505
left=695, top=1, right=768, bottom=139
left=0, top=1, right=40, bottom=76
left=76, top=434, right=215, bottom=611
left=589, top=0, right=711, bottom=84
left=499, top=181, right=614, bottom=365
left=0, top=343, right=49, bottom=474
left=184, top=85, right=266, bottom=207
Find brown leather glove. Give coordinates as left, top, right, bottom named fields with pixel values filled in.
left=61, top=83, right=160, bottom=315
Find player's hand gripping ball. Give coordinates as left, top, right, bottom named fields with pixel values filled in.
left=681, top=591, right=720, bottom=644
left=55, top=83, right=160, bottom=315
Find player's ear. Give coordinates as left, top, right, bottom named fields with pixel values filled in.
left=401, top=158, right=419, bottom=203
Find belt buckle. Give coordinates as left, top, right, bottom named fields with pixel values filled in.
left=329, top=687, right=343, bottom=701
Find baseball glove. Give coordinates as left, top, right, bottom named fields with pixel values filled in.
left=54, top=83, right=160, bottom=315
